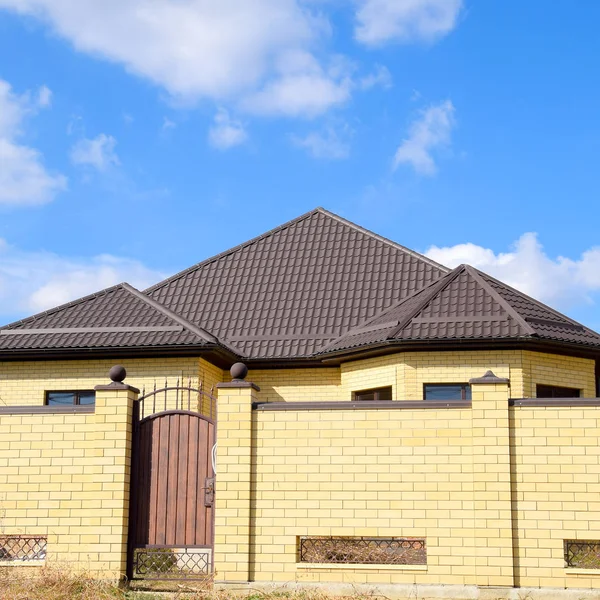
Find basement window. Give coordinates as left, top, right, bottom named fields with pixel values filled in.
left=0, top=536, right=47, bottom=562
left=299, top=536, right=426, bottom=565
left=536, top=385, right=581, bottom=398
left=46, top=390, right=95, bottom=406
left=424, top=384, right=471, bottom=401
left=353, top=386, right=392, bottom=401
left=565, top=540, right=600, bottom=569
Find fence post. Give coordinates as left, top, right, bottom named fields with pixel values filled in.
left=88, top=365, right=139, bottom=580
left=469, top=370, right=514, bottom=588
left=213, top=363, right=259, bottom=583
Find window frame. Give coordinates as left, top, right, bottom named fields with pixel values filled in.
left=352, top=386, right=393, bottom=401
left=423, top=383, right=472, bottom=401
left=536, top=384, right=581, bottom=399
left=45, top=390, right=96, bottom=406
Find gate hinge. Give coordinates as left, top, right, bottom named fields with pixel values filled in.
left=204, top=477, right=215, bottom=507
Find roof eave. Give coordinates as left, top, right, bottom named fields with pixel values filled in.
left=317, top=336, right=600, bottom=365
left=0, top=342, right=240, bottom=369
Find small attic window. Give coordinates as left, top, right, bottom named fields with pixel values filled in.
left=536, top=384, right=581, bottom=398
left=46, top=390, right=95, bottom=406
left=424, top=384, right=471, bottom=401
left=353, top=386, right=393, bottom=401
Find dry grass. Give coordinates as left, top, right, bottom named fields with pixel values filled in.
left=0, top=570, right=370, bottom=600
left=0, top=566, right=126, bottom=600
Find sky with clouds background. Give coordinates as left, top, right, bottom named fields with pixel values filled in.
left=0, top=0, right=599, bottom=332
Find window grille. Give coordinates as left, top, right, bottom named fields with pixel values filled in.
left=565, top=540, right=600, bottom=569
left=299, top=536, right=426, bottom=565
left=0, top=536, right=47, bottom=562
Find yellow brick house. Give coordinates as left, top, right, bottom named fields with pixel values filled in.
left=1, top=208, right=600, bottom=598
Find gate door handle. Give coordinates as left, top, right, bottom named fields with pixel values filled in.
left=204, top=477, right=215, bottom=507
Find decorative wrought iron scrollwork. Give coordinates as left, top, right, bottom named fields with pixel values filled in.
left=132, top=546, right=211, bottom=579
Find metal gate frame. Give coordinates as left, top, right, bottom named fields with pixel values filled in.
left=127, top=383, right=217, bottom=582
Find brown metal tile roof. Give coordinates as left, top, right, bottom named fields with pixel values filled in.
left=0, top=283, right=221, bottom=352
left=321, top=264, right=600, bottom=354
left=1, top=208, right=599, bottom=361
left=145, top=208, right=448, bottom=359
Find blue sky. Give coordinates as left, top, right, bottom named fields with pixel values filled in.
left=0, top=0, right=599, bottom=331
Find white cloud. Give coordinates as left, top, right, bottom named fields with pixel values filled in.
left=0, top=79, right=66, bottom=206
left=425, top=233, right=600, bottom=310
left=162, top=117, right=176, bottom=132
left=208, top=108, right=247, bottom=150
left=0, top=0, right=349, bottom=117
left=241, top=51, right=351, bottom=118
left=292, top=124, right=351, bottom=159
left=359, top=64, right=392, bottom=90
left=70, top=133, right=120, bottom=171
left=355, top=0, right=463, bottom=46
left=393, top=99, right=455, bottom=175
left=37, top=85, right=52, bottom=107
left=0, top=239, right=165, bottom=321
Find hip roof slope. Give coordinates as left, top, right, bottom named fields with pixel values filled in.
left=146, top=208, right=448, bottom=359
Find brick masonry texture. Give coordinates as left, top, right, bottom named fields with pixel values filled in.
left=1, top=348, right=599, bottom=589
left=0, top=357, right=223, bottom=414
left=0, top=385, right=136, bottom=578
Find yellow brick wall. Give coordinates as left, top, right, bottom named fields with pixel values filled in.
left=0, top=385, right=136, bottom=578
left=249, top=406, right=475, bottom=585
left=402, top=351, right=519, bottom=399
left=0, top=412, right=97, bottom=561
left=522, top=351, right=596, bottom=398
left=0, top=350, right=594, bottom=409
left=247, top=368, right=341, bottom=402
left=0, top=357, right=223, bottom=415
left=511, top=405, right=600, bottom=589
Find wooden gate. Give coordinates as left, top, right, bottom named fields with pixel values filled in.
left=127, top=385, right=216, bottom=581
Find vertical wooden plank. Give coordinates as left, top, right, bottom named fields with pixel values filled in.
left=147, top=417, right=161, bottom=545
left=165, top=414, right=180, bottom=546
left=185, top=416, right=199, bottom=546
left=175, top=415, right=190, bottom=545
left=155, top=416, right=170, bottom=545
left=134, top=422, right=149, bottom=545
left=195, top=419, right=209, bottom=545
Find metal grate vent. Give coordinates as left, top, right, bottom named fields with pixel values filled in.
left=299, top=536, right=426, bottom=565
left=565, top=540, right=600, bottom=569
left=0, top=536, right=47, bottom=562
left=132, top=547, right=211, bottom=580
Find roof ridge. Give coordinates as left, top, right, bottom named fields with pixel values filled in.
left=387, top=265, right=466, bottom=338
left=120, top=283, right=217, bottom=344
left=464, top=265, right=536, bottom=336
left=144, top=207, right=449, bottom=295
left=144, top=207, right=324, bottom=295
left=317, top=268, right=456, bottom=353
left=315, top=208, right=451, bottom=273
left=0, top=283, right=126, bottom=330
left=473, top=267, right=591, bottom=329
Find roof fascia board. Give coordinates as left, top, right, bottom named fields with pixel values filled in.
left=318, top=337, right=600, bottom=365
